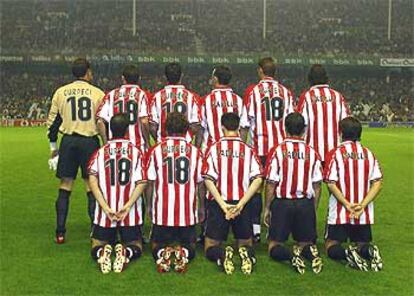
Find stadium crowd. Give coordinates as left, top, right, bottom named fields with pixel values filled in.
left=1, top=66, right=412, bottom=123
left=1, top=0, right=412, bottom=57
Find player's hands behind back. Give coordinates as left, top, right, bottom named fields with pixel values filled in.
left=103, top=207, right=117, bottom=222
left=116, top=205, right=131, bottom=222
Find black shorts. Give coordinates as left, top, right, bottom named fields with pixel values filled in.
left=205, top=200, right=252, bottom=241
left=268, top=198, right=316, bottom=242
left=57, top=134, right=100, bottom=179
left=91, top=224, right=142, bottom=244
left=151, top=225, right=196, bottom=245
left=325, top=224, right=372, bottom=243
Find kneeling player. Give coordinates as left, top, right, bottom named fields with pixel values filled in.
left=146, top=112, right=204, bottom=273
left=202, top=113, right=263, bottom=275
left=324, top=117, right=383, bottom=271
left=88, top=114, right=147, bottom=274
left=264, top=112, right=323, bottom=274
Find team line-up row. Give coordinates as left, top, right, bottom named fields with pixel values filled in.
left=47, top=57, right=383, bottom=275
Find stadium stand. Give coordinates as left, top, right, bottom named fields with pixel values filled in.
left=1, top=0, right=412, bottom=56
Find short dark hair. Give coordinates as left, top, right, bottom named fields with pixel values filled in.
left=339, top=117, right=362, bottom=141
left=165, top=63, right=182, bottom=84
left=308, top=64, right=329, bottom=86
left=165, top=112, right=189, bottom=136
left=258, top=57, right=276, bottom=77
left=213, top=65, right=232, bottom=85
left=122, top=64, right=140, bottom=84
left=221, top=112, right=240, bottom=131
left=110, top=113, right=129, bottom=138
left=285, top=112, right=305, bottom=136
left=72, top=58, right=90, bottom=78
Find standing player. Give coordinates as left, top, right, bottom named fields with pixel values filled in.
left=202, top=113, right=263, bottom=275
left=149, top=63, right=201, bottom=145
left=146, top=112, right=204, bottom=273
left=200, top=65, right=250, bottom=149
left=96, top=64, right=150, bottom=151
left=47, top=58, right=105, bottom=243
left=324, top=117, right=383, bottom=271
left=264, top=112, right=323, bottom=274
left=297, top=64, right=350, bottom=165
left=88, top=114, right=147, bottom=274
left=244, top=57, right=295, bottom=243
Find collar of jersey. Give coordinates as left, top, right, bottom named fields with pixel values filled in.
left=221, top=136, right=242, bottom=141
left=165, top=84, right=185, bottom=88
left=121, top=83, right=141, bottom=88
left=212, top=87, right=233, bottom=92
left=74, top=79, right=91, bottom=84
left=310, top=84, right=329, bottom=89
left=165, top=135, right=186, bottom=140
left=341, top=140, right=359, bottom=145
left=108, top=138, right=130, bottom=142
left=284, top=136, right=305, bottom=143
left=260, top=76, right=275, bottom=82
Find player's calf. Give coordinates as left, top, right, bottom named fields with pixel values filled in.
left=269, top=244, right=292, bottom=262
left=205, top=245, right=234, bottom=275
left=55, top=188, right=71, bottom=243
left=250, top=192, right=263, bottom=243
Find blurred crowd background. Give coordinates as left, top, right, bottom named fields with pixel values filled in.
left=0, top=0, right=413, bottom=122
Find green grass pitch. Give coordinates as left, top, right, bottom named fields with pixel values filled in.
left=1, top=127, right=413, bottom=295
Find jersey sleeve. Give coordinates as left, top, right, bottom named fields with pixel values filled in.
left=132, top=151, right=146, bottom=183
left=87, top=150, right=100, bottom=176
left=146, top=149, right=157, bottom=181
left=201, top=149, right=218, bottom=181
left=323, top=151, right=339, bottom=183
left=286, top=89, right=295, bottom=114
left=149, top=96, right=160, bottom=124
left=138, top=91, right=149, bottom=119
left=265, top=150, right=280, bottom=183
left=196, top=152, right=204, bottom=183
left=250, top=152, right=263, bottom=180
left=340, top=94, right=350, bottom=119
left=47, top=89, right=62, bottom=142
left=296, top=92, right=309, bottom=125
left=189, top=95, right=201, bottom=125
left=200, top=97, right=207, bottom=129
left=370, top=157, right=383, bottom=182
left=312, top=157, right=323, bottom=183
left=96, top=94, right=111, bottom=122
left=239, top=98, right=250, bottom=128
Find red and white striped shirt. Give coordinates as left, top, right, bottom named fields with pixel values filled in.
left=297, top=84, right=350, bottom=162
left=202, top=137, right=263, bottom=201
left=96, top=84, right=149, bottom=151
left=150, top=85, right=201, bottom=142
left=245, top=77, right=295, bottom=156
left=324, top=141, right=383, bottom=225
left=88, top=139, right=146, bottom=228
left=265, top=138, right=323, bottom=199
left=146, top=136, right=203, bottom=227
left=201, top=88, right=249, bottom=149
